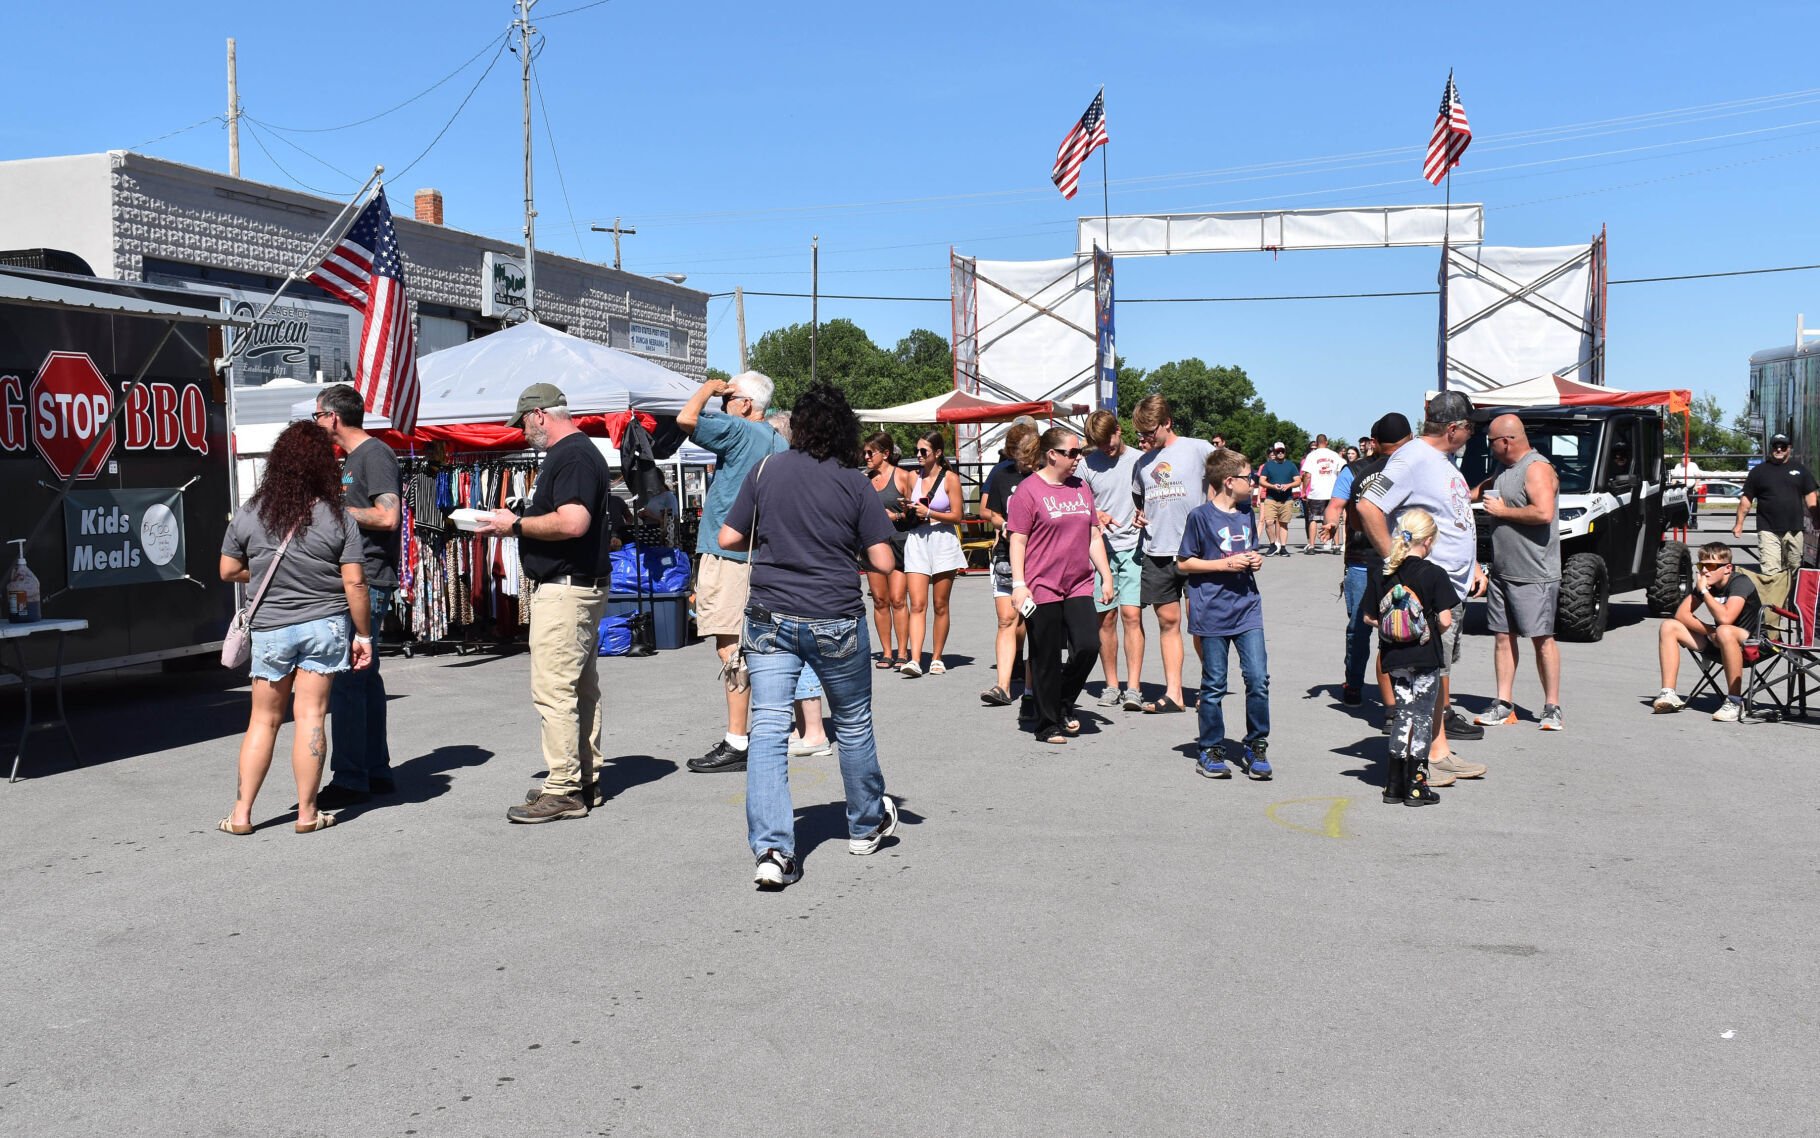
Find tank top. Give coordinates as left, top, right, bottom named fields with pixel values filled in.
left=873, top=466, right=912, bottom=533
left=1489, top=449, right=1560, bottom=583
left=914, top=468, right=952, bottom=516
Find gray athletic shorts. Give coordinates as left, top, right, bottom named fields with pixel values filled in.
left=1486, top=578, right=1558, bottom=638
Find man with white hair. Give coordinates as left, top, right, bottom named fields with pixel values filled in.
left=678, top=372, right=792, bottom=773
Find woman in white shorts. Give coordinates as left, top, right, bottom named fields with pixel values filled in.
left=902, top=430, right=966, bottom=676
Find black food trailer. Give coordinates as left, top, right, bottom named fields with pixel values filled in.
left=0, top=267, right=246, bottom=679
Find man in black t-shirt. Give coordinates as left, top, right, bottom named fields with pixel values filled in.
left=481, top=383, right=614, bottom=823
left=1733, top=433, right=1817, bottom=576
left=1652, top=542, right=1761, bottom=721
left=315, top=383, right=401, bottom=806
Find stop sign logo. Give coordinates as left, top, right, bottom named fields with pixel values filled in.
left=31, top=352, right=115, bottom=481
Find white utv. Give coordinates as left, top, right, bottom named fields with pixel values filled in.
left=1460, top=404, right=1692, bottom=642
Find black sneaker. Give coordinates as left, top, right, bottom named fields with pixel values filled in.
left=1340, top=685, right=1362, bottom=707
left=506, top=793, right=588, bottom=824
left=368, top=776, right=396, bottom=795
left=753, top=849, right=801, bottom=890
left=1443, top=707, right=1484, bottom=740
left=526, top=782, right=602, bottom=806
left=688, top=740, right=748, bottom=773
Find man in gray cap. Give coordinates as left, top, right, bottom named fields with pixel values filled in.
left=479, top=382, right=615, bottom=823
left=1358, top=391, right=1489, bottom=785
left=1734, top=432, right=1816, bottom=576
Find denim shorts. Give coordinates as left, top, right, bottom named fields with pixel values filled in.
left=250, top=615, right=350, bottom=682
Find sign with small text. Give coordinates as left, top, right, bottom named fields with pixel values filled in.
left=62, top=488, right=188, bottom=589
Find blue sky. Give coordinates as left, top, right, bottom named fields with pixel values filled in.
left=11, top=0, right=1818, bottom=437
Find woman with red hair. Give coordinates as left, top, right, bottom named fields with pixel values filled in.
left=217, top=420, right=373, bottom=834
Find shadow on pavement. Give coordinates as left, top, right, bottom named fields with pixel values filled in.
left=332, top=744, right=495, bottom=822
left=792, top=796, right=924, bottom=865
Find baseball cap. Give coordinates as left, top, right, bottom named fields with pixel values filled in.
left=508, top=382, right=567, bottom=428
left=1771, top=432, right=1791, bottom=446
left=1271, top=440, right=1286, bottom=451
left=1371, top=412, right=1413, bottom=444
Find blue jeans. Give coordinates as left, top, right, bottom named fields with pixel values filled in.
left=329, top=586, right=392, bottom=790
left=1342, top=564, right=1373, bottom=692
left=744, top=610, right=888, bottom=859
left=1197, top=628, right=1270, bottom=752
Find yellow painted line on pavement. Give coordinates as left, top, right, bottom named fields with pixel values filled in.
left=1265, top=796, right=1354, bottom=840
left=721, top=759, right=829, bottom=806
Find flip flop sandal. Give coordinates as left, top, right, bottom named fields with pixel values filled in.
left=876, top=656, right=898, bottom=669
left=929, top=660, right=947, bottom=675
left=1143, top=696, right=1187, bottom=714
left=1064, top=718, right=1081, bottom=734
left=217, top=817, right=252, bottom=836
left=294, top=813, right=338, bottom=833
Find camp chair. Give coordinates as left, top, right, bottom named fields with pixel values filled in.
left=1684, top=569, right=1788, bottom=715
left=1743, top=567, right=1820, bottom=721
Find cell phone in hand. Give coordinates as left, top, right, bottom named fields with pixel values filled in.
left=1019, top=596, right=1037, bottom=618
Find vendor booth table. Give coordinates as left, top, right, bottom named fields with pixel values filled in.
left=4, top=618, right=89, bottom=783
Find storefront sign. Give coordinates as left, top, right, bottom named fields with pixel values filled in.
left=153, top=279, right=358, bottom=387
left=483, top=252, right=528, bottom=317
left=629, top=321, right=671, bottom=356
left=62, top=488, right=187, bottom=589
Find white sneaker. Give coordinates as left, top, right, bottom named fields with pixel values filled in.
left=788, top=736, right=833, bottom=758
left=1712, top=699, right=1743, bottom=722
left=849, top=795, right=899, bottom=855
left=1651, top=689, right=1686, bottom=714
left=753, top=849, right=801, bottom=889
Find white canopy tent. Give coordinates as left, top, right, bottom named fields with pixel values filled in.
left=283, top=319, right=701, bottom=428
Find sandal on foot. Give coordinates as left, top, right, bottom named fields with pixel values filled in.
left=217, top=817, right=252, bottom=836
left=875, top=656, right=897, bottom=669
left=1064, top=717, right=1081, bottom=734
left=1040, top=733, right=1069, bottom=745
left=294, top=813, right=337, bottom=833
left=980, top=685, right=1013, bottom=706
left=1143, top=695, right=1187, bottom=714
left=929, top=659, right=946, bottom=675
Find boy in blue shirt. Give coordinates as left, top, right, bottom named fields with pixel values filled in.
left=1176, top=448, right=1272, bottom=780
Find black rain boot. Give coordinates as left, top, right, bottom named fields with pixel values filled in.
left=1404, top=757, right=1440, bottom=807
left=1381, top=751, right=1407, bottom=804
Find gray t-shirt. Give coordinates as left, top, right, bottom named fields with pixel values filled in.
left=341, top=437, right=401, bottom=589
left=1081, top=445, right=1141, bottom=553
left=1132, top=435, right=1215, bottom=557
left=1488, top=450, right=1560, bottom=583
left=1361, top=437, right=1478, bottom=598
left=222, top=500, right=365, bottom=631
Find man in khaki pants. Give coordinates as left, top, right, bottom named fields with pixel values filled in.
left=481, top=383, right=614, bottom=823
left=1733, top=433, right=1816, bottom=576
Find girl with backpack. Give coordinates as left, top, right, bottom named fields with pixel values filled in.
left=1364, top=508, right=1460, bottom=807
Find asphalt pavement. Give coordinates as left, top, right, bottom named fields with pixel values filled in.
left=1, top=534, right=1815, bottom=1136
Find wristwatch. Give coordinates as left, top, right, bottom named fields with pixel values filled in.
left=511, top=518, right=523, bottom=537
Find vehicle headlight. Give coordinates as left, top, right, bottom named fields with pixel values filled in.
left=1559, top=507, right=1587, bottom=521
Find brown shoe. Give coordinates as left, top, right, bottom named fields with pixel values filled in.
left=526, top=783, right=601, bottom=807
left=507, top=793, right=588, bottom=824
left=1432, top=753, right=1487, bottom=779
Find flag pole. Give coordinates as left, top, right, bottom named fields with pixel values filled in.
left=1099, top=86, right=1111, bottom=256
left=1438, top=166, right=1452, bottom=392
left=212, top=164, right=385, bottom=372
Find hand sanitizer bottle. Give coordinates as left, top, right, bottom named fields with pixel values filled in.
left=6, top=539, right=42, bottom=623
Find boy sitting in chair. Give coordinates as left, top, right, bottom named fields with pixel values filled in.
left=1653, top=542, right=1762, bottom=721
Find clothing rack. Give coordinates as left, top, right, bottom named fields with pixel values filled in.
left=390, top=450, right=543, bottom=657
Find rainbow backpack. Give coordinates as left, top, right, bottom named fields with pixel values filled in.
left=1377, top=568, right=1431, bottom=646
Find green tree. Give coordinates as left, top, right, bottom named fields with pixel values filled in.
left=746, top=320, right=956, bottom=450
left=706, top=366, right=730, bottom=381
left=1113, top=357, right=1310, bottom=462
left=1685, top=392, right=1754, bottom=456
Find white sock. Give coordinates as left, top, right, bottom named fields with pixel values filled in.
left=726, top=732, right=748, bottom=750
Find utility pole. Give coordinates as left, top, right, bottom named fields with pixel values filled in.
left=514, top=0, right=539, bottom=321
left=226, top=38, right=240, bottom=177
left=734, top=286, right=748, bottom=372
left=810, top=236, right=819, bottom=385
left=588, top=218, right=637, bottom=271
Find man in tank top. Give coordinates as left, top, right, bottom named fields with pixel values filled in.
left=1471, top=414, right=1563, bottom=731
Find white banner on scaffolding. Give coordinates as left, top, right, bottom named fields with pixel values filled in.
left=950, top=253, right=1096, bottom=462
left=1077, top=204, right=1484, bottom=257
left=1443, top=242, right=1604, bottom=393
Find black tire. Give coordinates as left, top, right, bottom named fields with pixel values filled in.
left=1557, top=552, right=1610, bottom=642
left=1647, top=540, right=1690, bottom=616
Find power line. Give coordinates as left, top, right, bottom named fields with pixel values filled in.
left=129, top=114, right=223, bottom=151
left=258, top=32, right=509, bottom=134
left=240, top=118, right=353, bottom=196
left=708, top=261, right=1820, bottom=304
left=391, top=33, right=513, bottom=182
left=529, top=50, right=588, bottom=258
left=539, top=0, right=613, bottom=19
left=242, top=114, right=361, bottom=183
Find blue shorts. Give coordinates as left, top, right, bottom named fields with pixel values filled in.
left=250, top=615, right=350, bottom=682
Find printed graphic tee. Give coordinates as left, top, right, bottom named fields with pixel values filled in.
left=1132, top=436, right=1215, bottom=558
left=1301, top=447, right=1344, bottom=500
left=1361, top=439, right=1478, bottom=599
left=1178, top=500, right=1263, bottom=638
left=1006, top=475, right=1098, bottom=604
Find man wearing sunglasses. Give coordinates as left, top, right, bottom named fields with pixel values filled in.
left=1652, top=542, right=1760, bottom=720
left=1130, top=395, right=1216, bottom=715
left=1733, top=433, right=1816, bottom=577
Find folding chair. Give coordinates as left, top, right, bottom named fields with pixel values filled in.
left=1744, top=567, right=1820, bottom=721
left=1684, top=569, right=1787, bottom=716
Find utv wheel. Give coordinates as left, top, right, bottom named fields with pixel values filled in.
left=1557, top=552, right=1610, bottom=642
left=1647, top=541, right=1690, bottom=616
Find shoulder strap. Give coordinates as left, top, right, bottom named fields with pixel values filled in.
left=245, top=522, right=300, bottom=619
left=749, top=455, right=772, bottom=568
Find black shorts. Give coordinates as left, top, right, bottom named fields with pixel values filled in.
left=1140, top=554, right=1188, bottom=607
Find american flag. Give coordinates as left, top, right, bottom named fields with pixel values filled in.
left=1051, top=90, right=1109, bottom=200
left=306, top=186, right=421, bottom=434
left=1422, top=71, right=1472, bottom=185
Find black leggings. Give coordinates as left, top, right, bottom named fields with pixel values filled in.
left=1026, top=596, right=1100, bottom=737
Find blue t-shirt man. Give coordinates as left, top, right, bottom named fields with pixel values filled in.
left=693, top=410, right=787, bottom=562
left=1259, top=458, right=1301, bottom=502
left=1178, top=501, right=1263, bottom=637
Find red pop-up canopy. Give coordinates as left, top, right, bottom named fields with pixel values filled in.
left=852, top=389, right=1089, bottom=424
left=1470, top=374, right=1691, bottom=415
